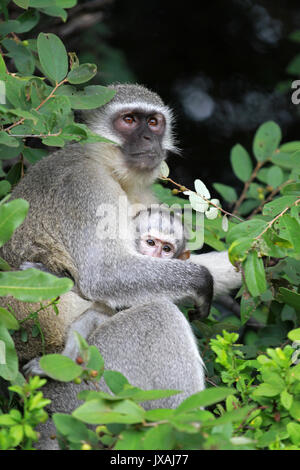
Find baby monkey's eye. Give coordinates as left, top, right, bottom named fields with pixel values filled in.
left=162, top=244, right=172, bottom=252
left=146, top=239, right=155, bottom=246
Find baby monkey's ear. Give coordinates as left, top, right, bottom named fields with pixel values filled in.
left=178, top=250, right=190, bottom=261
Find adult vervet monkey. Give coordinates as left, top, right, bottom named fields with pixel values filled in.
left=0, top=84, right=223, bottom=365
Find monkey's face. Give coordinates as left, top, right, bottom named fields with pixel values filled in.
left=139, top=235, right=176, bottom=259
left=113, top=110, right=166, bottom=171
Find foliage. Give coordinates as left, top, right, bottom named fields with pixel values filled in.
left=0, top=376, right=50, bottom=450
left=0, top=0, right=299, bottom=451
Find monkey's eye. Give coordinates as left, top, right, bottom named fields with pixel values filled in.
left=162, top=244, right=172, bottom=252
left=148, top=117, right=158, bottom=127
left=123, top=115, right=135, bottom=124
left=146, top=239, right=155, bottom=246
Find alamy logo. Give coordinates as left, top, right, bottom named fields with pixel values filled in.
left=0, top=340, right=6, bottom=365
left=0, top=80, right=5, bottom=104
left=292, top=341, right=300, bottom=365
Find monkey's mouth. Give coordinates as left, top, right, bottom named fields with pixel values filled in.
left=127, top=153, right=162, bottom=171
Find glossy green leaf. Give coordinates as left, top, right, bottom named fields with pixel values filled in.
left=104, top=370, right=129, bottom=394
left=0, top=307, right=19, bottom=330
left=174, top=387, right=236, bottom=414
left=67, top=63, right=97, bottom=84
left=278, top=288, right=300, bottom=312
left=56, top=85, right=116, bottom=110
left=243, top=250, right=266, bottom=297
left=0, top=269, right=73, bottom=302
left=263, top=196, right=298, bottom=217
left=266, top=166, right=283, bottom=188
left=213, top=183, right=237, bottom=203
left=37, top=33, right=68, bottom=83
left=72, top=398, right=145, bottom=425
left=0, top=199, right=29, bottom=248
left=40, top=354, right=82, bottom=381
left=143, top=424, right=175, bottom=450
left=230, top=144, right=253, bottom=182
left=253, top=121, right=281, bottom=161
left=0, top=132, right=19, bottom=148
left=271, top=151, right=300, bottom=170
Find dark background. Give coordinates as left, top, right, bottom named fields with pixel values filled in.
left=39, top=0, right=300, bottom=193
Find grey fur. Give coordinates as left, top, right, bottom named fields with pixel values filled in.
left=34, top=300, right=205, bottom=450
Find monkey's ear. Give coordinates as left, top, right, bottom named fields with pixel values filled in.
left=178, top=250, right=190, bottom=261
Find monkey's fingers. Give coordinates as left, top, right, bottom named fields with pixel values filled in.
left=23, top=357, right=47, bottom=378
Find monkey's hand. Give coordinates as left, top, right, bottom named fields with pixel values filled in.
left=23, top=357, right=47, bottom=378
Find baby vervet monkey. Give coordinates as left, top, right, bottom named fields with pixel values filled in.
left=133, top=207, right=191, bottom=261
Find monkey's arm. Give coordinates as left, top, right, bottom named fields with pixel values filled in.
left=76, top=247, right=213, bottom=317
left=188, top=251, right=241, bottom=298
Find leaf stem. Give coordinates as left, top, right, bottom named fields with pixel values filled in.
left=254, top=197, right=300, bottom=241
left=233, top=160, right=265, bottom=215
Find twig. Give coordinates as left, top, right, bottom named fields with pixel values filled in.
left=160, top=176, right=244, bottom=222
left=233, top=161, right=265, bottom=215
left=10, top=131, right=62, bottom=138
left=248, top=179, right=295, bottom=218
left=254, top=197, right=300, bottom=241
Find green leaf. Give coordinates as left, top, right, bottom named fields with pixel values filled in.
left=15, top=10, right=39, bottom=33
left=277, top=215, right=300, bottom=252
left=114, top=429, right=145, bottom=450
left=263, top=196, right=298, bottom=217
left=37, top=33, right=68, bottom=83
left=39, top=6, right=67, bottom=21
left=143, top=424, right=175, bottom=450
left=42, top=136, right=65, bottom=147
left=0, top=199, right=29, bottom=248
left=56, top=85, right=116, bottom=110
left=271, top=151, right=300, bottom=170
left=14, top=0, right=30, bottom=8
left=230, top=144, right=253, bottom=182
left=289, top=400, right=300, bottom=420
left=288, top=328, right=300, bottom=342
left=86, top=345, right=104, bottom=378
left=0, top=324, right=18, bottom=381
left=287, top=422, right=300, bottom=446
left=252, top=382, right=282, bottom=397
left=0, top=20, right=21, bottom=36
left=174, top=387, right=236, bottom=414
left=72, top=398, right=145, bottom=425
left=0, top=269, right=73, bottom=302
left=53, top=414, right=90, bottom=443
left=279, top=141, right=300, bottom=153
left=226, top=218, right=266, bottom=244
left=67, top=64, right=97, bottom=84
left=103, top=370, right=129, bottom=395
left=281, top=390, right=293, bottom=410
left=40, top=354, right=82, bottom=381
left=253, top=121, right=281, bottom=161
left=6, top=162, right=23, bottom=185
left=0, top=307, right=19, bottom=330
left=266, top=166, right=283, bottom=188
left=243, top=250, right=267, bottom=297
left=282, top=183, right=300, bottom=196
left=23, top=147, right=48, bottom=164
left=213, top=183, right=237, bottom=203
left=2, top=39, right=35, bottom=75
left=278, top=288, right=300, bottom=312
left=0, top=180, right=11, bottom=198
left=0, top=132, right=19, bottom=148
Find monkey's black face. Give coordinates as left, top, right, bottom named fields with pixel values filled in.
left=113, top=110, right=166, bottom=172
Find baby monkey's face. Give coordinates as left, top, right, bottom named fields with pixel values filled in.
left=139, top=234, right=176, bottom=259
